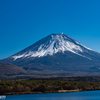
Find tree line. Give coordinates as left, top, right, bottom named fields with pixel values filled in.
left=0, top=80, right=100, bottom=95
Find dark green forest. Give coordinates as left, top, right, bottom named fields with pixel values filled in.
left=0, top=79, right=100, bottom=95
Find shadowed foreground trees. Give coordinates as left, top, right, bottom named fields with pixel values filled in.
left=0, top=80, right=100, bottom=95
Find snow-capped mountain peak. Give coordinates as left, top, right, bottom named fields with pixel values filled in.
left=1, top=33, right=100, bottom=77
left=12, top=34, right=93, bottom=60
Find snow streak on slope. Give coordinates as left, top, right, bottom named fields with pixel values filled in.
left=12, top=34, right=93, bottom=60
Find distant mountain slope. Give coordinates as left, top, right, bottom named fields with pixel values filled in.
left=1, top=33, right=100, bottom=76
left=0, top=63, right=28, bottom=75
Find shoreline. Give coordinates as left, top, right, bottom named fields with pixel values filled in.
left=1, top=89, right=83, bottom=95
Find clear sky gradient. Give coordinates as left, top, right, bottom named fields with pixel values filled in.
left=0, top=0, right=100, bottom=59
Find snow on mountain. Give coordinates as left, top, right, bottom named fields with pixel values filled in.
left=12, top=34, right=94, bottom=60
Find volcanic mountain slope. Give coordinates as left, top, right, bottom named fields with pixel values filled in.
left=1, top=34, right=100, bottom=76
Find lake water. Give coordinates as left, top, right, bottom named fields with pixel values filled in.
left=5, top=90, right=100, bottom=100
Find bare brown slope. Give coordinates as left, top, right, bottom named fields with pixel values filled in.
left=0, top=63, right=28, bottom=75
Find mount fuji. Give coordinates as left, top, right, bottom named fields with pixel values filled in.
left=1, top=33, right=100, bottom=76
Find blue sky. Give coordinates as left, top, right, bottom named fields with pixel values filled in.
left=0, top=0, right=100, bottom=59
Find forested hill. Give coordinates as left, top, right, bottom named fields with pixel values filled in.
left=1, top=80, right=100, bottom=95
